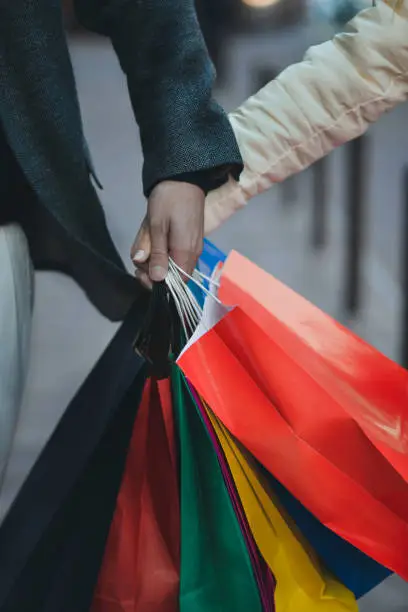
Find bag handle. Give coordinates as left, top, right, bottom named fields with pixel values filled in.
left=133, top=260, right=220, bottom=378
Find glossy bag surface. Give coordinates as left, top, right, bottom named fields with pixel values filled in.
left=220, top=251, right=408, bottom=479
left=171, top=366, right=263, bottom=612
left=264, top=471, right=391, bottom=598
left=92, top=378, right=180, bottom=612
left=189, top=384, right=276, bottom=610
left=179, top=253, right=408, bottom=578
left=192, top=240, right=392, bottom=598
left=204, top=405, right=358, bottom=612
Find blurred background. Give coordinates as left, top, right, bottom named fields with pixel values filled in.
left=2, top=1, right=408, bottom=609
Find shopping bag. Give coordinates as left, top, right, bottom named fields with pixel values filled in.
left=0, top=300, right=148, bottom=612
left=178, top=253, right=408, bottom=578
left=204, top=404, right=358, bottom=612
left=191, top=241, right=392, bottom=598
left=171, top=365, right=264, bottom=612
left=220, top=251, right=408, bottom=479
left=188, top=383, right=276, bottom=610
left=92, top=377, right=180, bottom=612
left=189, top=238, right=226, bottom=305
left=197, top=238, right=227, bottom=279
left=263, top=470, right=391, bottom=599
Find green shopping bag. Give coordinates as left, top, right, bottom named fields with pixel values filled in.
left=171, top=366, right=262, bottom=612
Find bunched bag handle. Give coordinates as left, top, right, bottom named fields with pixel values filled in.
left=134, top=260, right=220, bottom=378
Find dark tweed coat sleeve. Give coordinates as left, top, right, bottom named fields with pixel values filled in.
left=73, top=0, right=243, bottom=196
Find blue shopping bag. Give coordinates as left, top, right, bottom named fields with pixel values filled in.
left=190, top=239, right=227, bottom=305
left=266, top=472, right=391, bottom=598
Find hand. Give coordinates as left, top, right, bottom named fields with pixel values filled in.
left=131, top=181, right=205, bottom=284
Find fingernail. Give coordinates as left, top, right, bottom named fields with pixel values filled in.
left=150, top=265, right=167, bottom=282
left=132, top=250, right=145, bottom=263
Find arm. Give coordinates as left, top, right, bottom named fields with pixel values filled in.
left=73, top=0, right=243, bottom=197
left=204, top=0, right=408, bottom=234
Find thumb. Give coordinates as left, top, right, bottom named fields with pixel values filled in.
left=149, top=220, right=169, bottom=282
left=131, top=217, right=151, bottom=266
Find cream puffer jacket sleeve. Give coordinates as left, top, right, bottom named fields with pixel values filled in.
left=205, top=0, right=408, bottom=234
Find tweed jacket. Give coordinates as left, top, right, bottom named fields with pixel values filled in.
left=0, top=0, right=242, bottom=320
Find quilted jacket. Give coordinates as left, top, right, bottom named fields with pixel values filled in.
left=205, top=0, right=408, bottom=233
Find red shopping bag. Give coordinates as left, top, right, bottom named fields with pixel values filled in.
left=178, top=252, right=408, bottom=578
left=91, top=378, right=180, bottom=612
left=220, top=251, right=408, bottom=479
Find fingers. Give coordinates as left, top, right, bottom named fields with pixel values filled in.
left=149, top=218, right=169, bottom=282
left=169, top=220, right=203, bottom=280
left=169, top=241, right=203, bottom=281
left=169, top=195, right=204, bottom=279
left=131, top=218, right=152, bottom=289
left=131, top=217, right=151, bottom=266
left=135, top=268, right=153, bottom=291
left=134, top=181, right=205, bottom=285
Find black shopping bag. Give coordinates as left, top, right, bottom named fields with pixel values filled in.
left=0, top=298, right=148, bottom=612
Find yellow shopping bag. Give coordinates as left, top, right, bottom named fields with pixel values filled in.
left=205, top=405, right=358, bottom=612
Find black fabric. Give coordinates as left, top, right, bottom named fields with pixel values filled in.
left=0, top=126, right=141, bottom=321
left=1, top=0, right=242, bottom=320
left=166, top=165, right=238, bottom=196
left=0, top=298, right=149, bottom=612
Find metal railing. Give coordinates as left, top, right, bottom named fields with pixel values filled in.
left=310, top=137, right=408, bottom=367
left=311, top=156, right=328, bottom=250
left=401, top=166, right=408, bottom=367
left=343, top=135, right=367, bottom=315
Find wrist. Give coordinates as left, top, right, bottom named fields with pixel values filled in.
left=158, top=164, right=241, bottom=196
